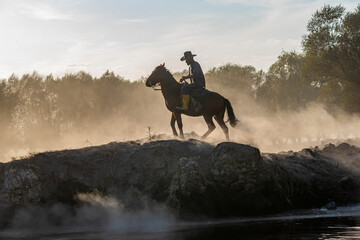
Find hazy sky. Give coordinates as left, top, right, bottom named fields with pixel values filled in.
left=0, top=0, right=358, bottom=80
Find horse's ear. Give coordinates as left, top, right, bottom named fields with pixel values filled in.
left=162, top=63, right=165, bottom=67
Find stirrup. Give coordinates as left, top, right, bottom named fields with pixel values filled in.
left=176, top=106, right=188, bottom=111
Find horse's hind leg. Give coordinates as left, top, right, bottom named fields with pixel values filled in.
left=170, top=113, right=178, bottom=137
left=215, top=111, right=229, bottom=141
left=174, top=112, right=184, bottom=139
left=201, top=114, right=216, bottom=140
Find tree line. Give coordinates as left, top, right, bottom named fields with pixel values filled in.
left=0, top=5, right=359, bottom=157
left=208, top=4, right=360, bottom=113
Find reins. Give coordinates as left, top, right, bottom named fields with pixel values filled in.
left=152, top=83, right=162, bottom=91
left=151, top=81, right=181, bottom=92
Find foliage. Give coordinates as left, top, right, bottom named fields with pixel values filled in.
left=206, top=63, right=261, bottom=97
left=302, top=4, right=360, bottom=112
left=256, top=51, right=318, bottom=110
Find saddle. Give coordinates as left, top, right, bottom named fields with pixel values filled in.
left=189, top=88, right=212, bottom=113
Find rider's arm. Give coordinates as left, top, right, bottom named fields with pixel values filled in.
left=180, top=74, right=193, bottom=82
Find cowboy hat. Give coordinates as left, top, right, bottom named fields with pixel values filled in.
left=180, top=51, right=197, bottom=61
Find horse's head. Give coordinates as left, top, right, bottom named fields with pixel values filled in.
left=146, top=63, right=168, bottom=87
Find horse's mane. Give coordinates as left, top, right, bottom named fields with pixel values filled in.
left=158, top=65, right=178, bottom=83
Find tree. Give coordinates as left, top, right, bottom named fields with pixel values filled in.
left=302, top=5, right=360, bottom=112
left=302, top=5, right=360, bottom=85
left=206, top=63, right=260, bottom=97
left=256, top=51, right=318, bottom=110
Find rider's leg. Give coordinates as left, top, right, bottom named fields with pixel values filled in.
left=176, top=95, right=190, bottom=110
left=176, top=84, right=192, bottom=111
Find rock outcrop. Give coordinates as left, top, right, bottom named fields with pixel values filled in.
left=0, top=139, right=359, bottom=226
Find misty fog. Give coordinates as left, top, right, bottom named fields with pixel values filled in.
left=0, top=65, right=359, bottom=162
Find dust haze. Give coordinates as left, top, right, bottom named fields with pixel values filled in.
left=1, top=71, right=359, bottom=162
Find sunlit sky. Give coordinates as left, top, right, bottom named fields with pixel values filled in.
left=0, top=0, right=358, bottom=81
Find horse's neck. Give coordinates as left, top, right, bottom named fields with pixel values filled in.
left=160, top=74, right=181, bottom=108
left=161, top=74, right=180, bottom=97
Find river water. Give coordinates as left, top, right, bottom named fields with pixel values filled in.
left=2, top=205, right=360, bottom=240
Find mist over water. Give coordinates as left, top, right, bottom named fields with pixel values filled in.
left=3, top=196, right=360, bottom=239
left=2, top=191, right=175, bottom=235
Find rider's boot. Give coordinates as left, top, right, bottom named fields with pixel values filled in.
left=176, top=94, right=190, bottom=111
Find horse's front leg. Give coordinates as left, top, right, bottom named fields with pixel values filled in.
left=174, top=112, right=184, bottom=139
left=170, top=113, right=178, bottom=137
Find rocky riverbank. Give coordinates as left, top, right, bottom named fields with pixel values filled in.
left=0, top=139, right=359, bottom=228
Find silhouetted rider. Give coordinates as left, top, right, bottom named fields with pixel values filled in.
left=176, top=51, right=206, bottom=111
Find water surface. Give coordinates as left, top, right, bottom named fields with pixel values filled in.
left=2, top=205, right=360, bottom=240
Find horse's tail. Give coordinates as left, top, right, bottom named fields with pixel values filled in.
left=224, top=98, right=239, bottom=128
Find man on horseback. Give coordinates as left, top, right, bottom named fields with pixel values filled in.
left=176, top=51, right=206, bottom=111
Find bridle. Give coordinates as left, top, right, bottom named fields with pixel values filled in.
left=148, top=77, right=162, bottom=91
left=150, top=79, right=182, bottom=92
left=152, top=83, right=162, bottom=91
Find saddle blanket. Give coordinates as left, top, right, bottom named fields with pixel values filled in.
left=189, top=88, right=212, bottom=113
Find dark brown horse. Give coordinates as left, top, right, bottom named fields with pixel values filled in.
left=145, top=63, right=238, bottom=141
